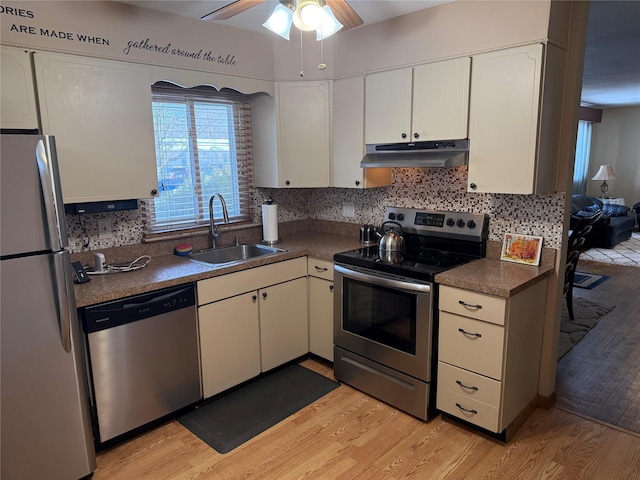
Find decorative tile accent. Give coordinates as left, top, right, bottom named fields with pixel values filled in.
left=66, top=167, right=566, bottom=252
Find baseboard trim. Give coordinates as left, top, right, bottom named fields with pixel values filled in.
left=537, top=392, right=556, bottom=410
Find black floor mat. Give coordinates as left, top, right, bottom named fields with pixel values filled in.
left=178, top=364, right=340, bottom=454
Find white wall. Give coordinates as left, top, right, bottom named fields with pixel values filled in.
left=588, top=106, right=640, bottom=205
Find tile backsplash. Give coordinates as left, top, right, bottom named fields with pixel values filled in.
left=66, top=166, right=566, bottom=252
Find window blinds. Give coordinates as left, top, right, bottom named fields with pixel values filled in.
left=142, top=84, right=254, bottom=236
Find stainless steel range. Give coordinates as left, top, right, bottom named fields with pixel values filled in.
left=333, top=206, right=488, bottom=420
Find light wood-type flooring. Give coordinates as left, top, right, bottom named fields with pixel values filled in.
left=556, top=258, right=640, bottom=434
left=94, top=357, right=640, bottom=479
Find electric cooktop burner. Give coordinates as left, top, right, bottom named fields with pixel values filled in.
left=334, top=207, right=489, bottom=282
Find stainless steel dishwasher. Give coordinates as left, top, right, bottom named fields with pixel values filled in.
left=82, top=284, right=201, bottom=445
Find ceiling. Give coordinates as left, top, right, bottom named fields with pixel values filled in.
left=118, top=0, right=640, bottom=108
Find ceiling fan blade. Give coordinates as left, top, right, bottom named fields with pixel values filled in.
left=325, top=0, right=363, bottom=30
left=201, top=0, right=268, bottom=21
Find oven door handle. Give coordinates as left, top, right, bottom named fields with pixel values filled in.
left=335, top=265, right=431, bottom=294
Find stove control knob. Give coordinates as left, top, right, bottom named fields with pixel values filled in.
left=467, top=220, right=477, bottom=229
left=397, top=213, right=405, bottom=221
left=388, top=212, right=396, bottom=220
left=446, top=218, right=455, bottom=227
left=456, top=219, right=465, bottom=228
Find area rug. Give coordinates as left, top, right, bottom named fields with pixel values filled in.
left=581, top=231, right=640, bottom=267
left=558, top=297, right=615, bottom=359
left=178, top=364, right=340, bottom=454
left=573, top=272, right=609, bottom=289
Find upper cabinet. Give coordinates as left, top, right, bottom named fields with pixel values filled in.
left=33, top=52, right=158, bottom=204
left=332, top=76, right=391, bottom=189
left=0, top=47, right=39, bottom=130
left=364, top=58, right=471, bottom=145
left=468, top=44, right=564, bottom=194
left=253, top=81, right=331, bottom=188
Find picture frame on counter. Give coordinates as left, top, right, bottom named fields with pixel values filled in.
left=500, top=233, right=543, bottom=266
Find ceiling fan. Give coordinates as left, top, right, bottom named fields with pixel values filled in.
left=201, top=0, right=364, bottom=33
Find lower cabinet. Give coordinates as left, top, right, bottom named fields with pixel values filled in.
left=197, top=258, right=308, bottom=398
left=436, top=280, right=547, bottom=434
left=308, top=258, right=334, bottom=361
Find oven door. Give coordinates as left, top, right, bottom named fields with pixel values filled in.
left=333, top=264, right=434, bottom=381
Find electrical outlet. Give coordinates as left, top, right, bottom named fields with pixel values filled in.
left=97, top=219, right=113, bottom=239
left=342, top=202, right=355, bottom=218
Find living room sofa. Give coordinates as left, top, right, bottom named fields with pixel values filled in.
left=570, top=194, right=635, bottom=249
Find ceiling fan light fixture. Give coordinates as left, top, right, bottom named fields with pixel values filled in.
left=262, top=3, right=294, bottom=40
left=316, top=5, right=343, bottom=40
left=293, top=0, right=324, bottom=31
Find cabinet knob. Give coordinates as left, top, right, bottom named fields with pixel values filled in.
left=150, top=189, right=158, bottom=196
left=355, top=180, right=360, bottom=186
left=262, top=292, right=268, bottom=299
left=252, top=295, right=257, bottom=301
left=401, top=133, right=407, bottom=139
left=469, top=183, right=477, bottom=190
left=329, top=285, right=334, bottom=291
left=413, top=133, right=419, bottom=139
left=285, top=180, right=291, bottom=186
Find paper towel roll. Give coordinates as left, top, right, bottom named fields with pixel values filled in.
left=262, top=203, right=279, bottom=243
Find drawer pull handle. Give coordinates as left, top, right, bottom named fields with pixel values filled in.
left=459, top=300, right=482, bottom=309
left=456, top=403, right=478, bottom=415
left=458, top=328, right=482, bottom=338
left=314, top=266, right=328, bottom=272
left=456, top=380, right=479, bottom=392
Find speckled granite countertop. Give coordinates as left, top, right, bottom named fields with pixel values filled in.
left=435, top=258, right=553, bottom=298
left=74, top=231, right=362, bottom=308
left=74, top=221, right=556, bottom=307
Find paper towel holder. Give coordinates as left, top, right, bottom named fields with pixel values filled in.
left=261, top=199, right=282, bottom=245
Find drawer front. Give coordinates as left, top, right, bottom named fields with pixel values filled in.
left=438, top=311, right=505, bottom=380
left=439, top=285, right=506, bottom=325
left=308, top=258, right=334, bottom=281
left=437, top=386, right=500, bottom=433
left=197, top=257, right=307, bottom=305
left=438, top=361, right=501, bottom=407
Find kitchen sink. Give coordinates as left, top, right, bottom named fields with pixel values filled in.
left=187, top=243, right=285, bottom=266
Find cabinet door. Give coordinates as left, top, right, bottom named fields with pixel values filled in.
left=199, top=291, right=261, bottom=398
left=309, top=276, right=334, bottom=361
left=412, top=57, right=470, bottom=141
left=260, top=277, right=309, bottom=371
left=276, top=81, right=330, bottom=187
left=467, top=44, right=543, bottom=194
left=333, top=77, right=391, bottom=189
left=0, top=47, right=38, bottom=130
left=33, top=52, right=157, bottom=203
left=365, top=68, right=412, bottom=144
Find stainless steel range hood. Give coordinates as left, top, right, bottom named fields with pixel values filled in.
left=361, top=139, right=469, bottom=168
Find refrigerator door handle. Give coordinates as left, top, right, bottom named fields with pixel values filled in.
left=35, top=138, right=66, bottom=251
left=53, top=251, right=73, bottom=353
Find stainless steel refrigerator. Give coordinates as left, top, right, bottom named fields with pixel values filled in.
left=1, top=133, right=96, bottom=479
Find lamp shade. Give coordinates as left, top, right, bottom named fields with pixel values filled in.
left=316, top=5, right=343, bottom=40
left=263, top=3, right=294, bottom=40
left=591, top=165, right=617, bottom=181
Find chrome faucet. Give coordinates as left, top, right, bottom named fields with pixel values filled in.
left=209, top=193, right=229, bottom=248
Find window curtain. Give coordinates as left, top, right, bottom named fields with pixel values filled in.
left=573, top=120, right=592, bottom=195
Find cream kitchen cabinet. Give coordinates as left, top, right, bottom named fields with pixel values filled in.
left=253, top=81, right=331, bottom=188
left=332, top=76, right=391, bottom=189
left=436, top=280, right=547, bottom=435
left=197, top=258, right=308, bottom=398
left=467, top=43, right=565, bottom=194
left=364, top=58, right=471, bottom=145
left=32, top=52, right=157, bottom=204
left=0, top=46, right=39, bottom=130
left=307, top=258, right=334, bottom=361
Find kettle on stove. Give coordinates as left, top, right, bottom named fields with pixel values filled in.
left=377, top=221, right=405, bottom=252
left=359, top=224, right=379, bottom=244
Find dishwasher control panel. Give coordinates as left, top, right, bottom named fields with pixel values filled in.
left=82, top=284, right=195, bottom=333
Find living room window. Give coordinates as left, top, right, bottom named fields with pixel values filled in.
left=141, top=83, right=254, bottom=237
left=573, top=120, right=593, bottom=195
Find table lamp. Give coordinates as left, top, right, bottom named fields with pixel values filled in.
left=591, top=165, right=616, bottom=198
